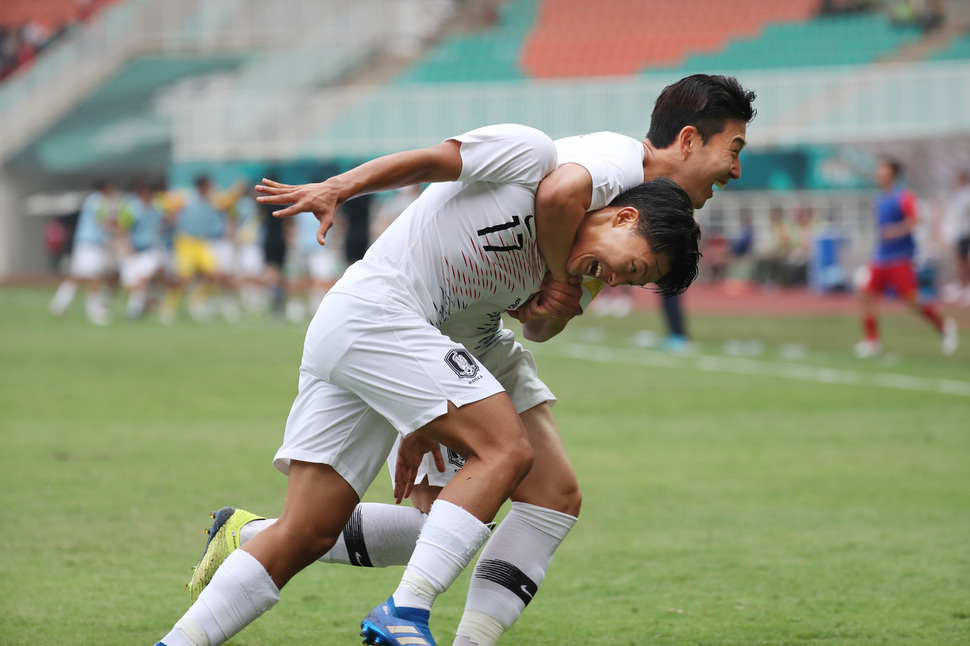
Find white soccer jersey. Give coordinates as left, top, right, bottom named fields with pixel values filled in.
left=436, top=131, right=646, bottom=351
left=330, top=124, right=558, bottom=349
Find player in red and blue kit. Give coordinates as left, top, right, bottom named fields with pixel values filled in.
left=856, top=157, right=958, bottom=356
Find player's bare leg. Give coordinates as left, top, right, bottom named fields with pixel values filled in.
left=855, top=290, right=881, bottom=357
left=454, top=402, right=580, bottom=646
left=900, top=290, right=958, bottom=355
left=157, top=462, right=360, bottom=646
left=362, top=394, right=533, bottom=646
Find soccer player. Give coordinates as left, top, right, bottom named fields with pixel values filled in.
left=49, top=180, right=117, bottom=325
left=154, top=123, right=699, bottom=646
left=230, top=187, right=267, bottom=316
left=181, top=75, right=754, bottom=646
left=159, top=176, right=242, bottom=323
left=285, top=209, right=345, bottom=321
left=117, top=181, right=166, bottom=320
left=942, top=169, right=970, bottom=306
left=855, top=156, right=958, bottom=357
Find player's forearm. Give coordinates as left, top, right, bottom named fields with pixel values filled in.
left=330, top=143, right=462, bottom=204
left=534, top=165, right=592, bottom=282
left=521, top=315, right=571, bottom=343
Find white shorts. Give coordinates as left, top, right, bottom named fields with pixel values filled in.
left=211, top=239, right=235, bottom=275
left=236, top=244, right=264, bottom=278
left=387, top=328, right=556, bottom=488
left=274, top=292, right=506, bottom=498
left=69, top=242, right=106, bottom=280
left=120, top=250, right=162, bottom=288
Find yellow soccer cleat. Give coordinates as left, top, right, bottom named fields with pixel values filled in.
left=186, top=507, right=264, bottom=603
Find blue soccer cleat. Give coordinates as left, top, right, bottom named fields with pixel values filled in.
left=360, top=596, right=435, bottom=646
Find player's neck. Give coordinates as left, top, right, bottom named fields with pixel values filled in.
left=641, top=139, right=679, bottom=183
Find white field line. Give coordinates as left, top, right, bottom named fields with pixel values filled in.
left=536, top=343, right=970, bottom=398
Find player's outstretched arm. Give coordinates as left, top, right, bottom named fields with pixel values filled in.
left=256, top=140, right=463, bottom=245
left=534, top=163, right=594, bottom=282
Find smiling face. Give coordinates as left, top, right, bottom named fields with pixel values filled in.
left=565, top=206, right=670, bottom=288
left=667, top=118, right=747, bottom=208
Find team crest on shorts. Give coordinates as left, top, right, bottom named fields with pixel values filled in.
left=445, top=348, right=479, bottom=379
left=447, top=448, right=466, bottom=468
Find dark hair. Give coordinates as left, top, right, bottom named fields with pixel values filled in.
left=647, top=74, right=757, bottom=149
left=610, top=177, right=701, bottom=297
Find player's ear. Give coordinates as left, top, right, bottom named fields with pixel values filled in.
left=613, top=206, right=640, bottom=228
left=678, top=126, right=699, bottom=159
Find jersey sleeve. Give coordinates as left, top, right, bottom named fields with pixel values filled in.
left=452, top=124, right=558, bottom=188
left=900, top=189, right=917, bottom=220
left=554, top=132, right=645, bottom=211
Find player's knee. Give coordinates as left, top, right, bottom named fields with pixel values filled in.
left=472, top=430, right=533, bottom=486
left=558, top=480, right=583, bottom=518
left=503, top=434, right=535, bottom=484
left=516, top=470, right=582, bottom=517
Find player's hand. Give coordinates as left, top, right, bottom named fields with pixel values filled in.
left=393, top=432, right=445, bottom=504
left=508, top=272, right=583, bottom=322
left=255, top=178, right=339, bottom=245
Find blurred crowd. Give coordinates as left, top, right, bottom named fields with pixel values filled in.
left=46, top=177, right=416, bottom=325
left=694, top=165, right=970, bottom=308
left=45, top=160, right=970, bottom=328
left=0, top=0, right=105, bottom=82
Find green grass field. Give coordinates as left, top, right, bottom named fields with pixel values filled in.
left=2, top=287, right=968, bottom=645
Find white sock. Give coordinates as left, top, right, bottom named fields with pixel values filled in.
left=393, top=499, right=492, bottom=612
left=455, top=502, right=577, bottom=646
left=50, top=280, right=77, bottom=315
left=160, top=550, right=280, bottom=646
left=127, top=289, right=148, bottom=318
left=85, top=292, right=103, bottom=317
left=238, top=503, right=426, bottom=568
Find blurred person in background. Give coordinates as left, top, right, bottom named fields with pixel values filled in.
left=855, top=156, right=958, bottom=357
left=232, top=186, right=268, bottom=316
left=160, top=176, right=243, bottom=323
left=728, top=210, right=756, bottom=282
left=787, top=206, right=816, bottom=287
left=259, top=173, right=292, bottom=321
left=342, top=193, right=374, bottom=267
left=942, top=168, right=970, bottom=306
left=49, top=180, right=117, bottom=325
left=116, top=180, right=166, bottom=320
left=285, top=210, right=345, bottom=322
left=755, top=207, right=794, bottom=288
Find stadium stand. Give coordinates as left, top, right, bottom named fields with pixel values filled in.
left=931, top=28, right=970, bottom=60
left=0, top=0, right=122, bottom=30
left=394, top=0, right=537, bottom=83
left=0, top=0, right=124, bottom=81
left=2, top=0, right=970, bottom=280
left=670, top=12, right=924, bottom=73
left=520, top=0, right=819, bottom=78
left=390, top=0, right=928, bottom=83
